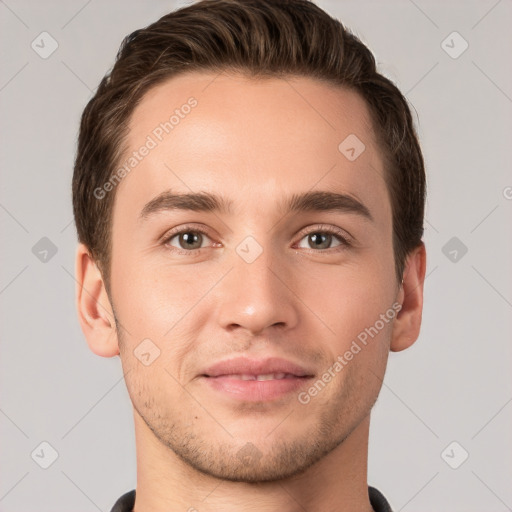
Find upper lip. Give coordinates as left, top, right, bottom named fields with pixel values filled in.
left=202, top=357, right=315, bottom=378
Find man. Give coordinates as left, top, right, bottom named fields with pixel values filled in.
left=72, top=0, right=426, bottom=510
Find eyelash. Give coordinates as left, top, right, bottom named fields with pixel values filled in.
left=161, top=224, right=352, bottom=256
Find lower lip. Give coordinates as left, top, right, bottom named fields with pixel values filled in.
left=201, top=376, right=312, bottom=402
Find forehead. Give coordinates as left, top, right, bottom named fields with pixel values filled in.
left=115, top=71, right=389, bottom=221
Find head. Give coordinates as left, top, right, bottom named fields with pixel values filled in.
left=74, top=0, right=426, bottom=483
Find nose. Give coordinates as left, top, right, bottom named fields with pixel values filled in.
left=214, top=243, right=300, bottom=336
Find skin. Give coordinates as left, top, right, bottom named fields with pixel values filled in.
left=75, top=71, right=426, bottom=512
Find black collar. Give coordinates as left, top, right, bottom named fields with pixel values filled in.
left=110, top=486, right=393, bottom=512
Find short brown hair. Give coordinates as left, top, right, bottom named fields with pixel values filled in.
left=72, top=0, right=425, bottom=297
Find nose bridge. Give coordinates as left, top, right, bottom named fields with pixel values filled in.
left=215, top=235, right=298, bottom=334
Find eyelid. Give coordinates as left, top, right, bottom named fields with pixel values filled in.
left=296, top=223, right=353, bottom=246
left=161, top=223, right=215, bottom=247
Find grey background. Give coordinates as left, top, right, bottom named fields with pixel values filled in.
left=1, top=0, right=511, bottom=510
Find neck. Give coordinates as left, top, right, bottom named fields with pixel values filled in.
left=132, top=411, right=374, bottom=512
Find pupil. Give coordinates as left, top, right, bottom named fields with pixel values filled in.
left=181, top=232, right=201, bottom=249
left=310, top=233, right=329, bottom=249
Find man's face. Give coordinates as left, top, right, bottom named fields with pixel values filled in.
left=109, top=71, right=399, bottom=482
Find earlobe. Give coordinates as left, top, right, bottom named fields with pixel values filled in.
left=75, top=243, right=119, bottom=357
left=390, top=242, right=427, bottom=352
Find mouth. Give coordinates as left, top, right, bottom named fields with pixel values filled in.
left=200, top=374, right=313, bottom=402
left=199, top=357, right=315, bottom=402
left=209, top=373, right=303, bottom=381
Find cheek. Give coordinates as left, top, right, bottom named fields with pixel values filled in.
left=294, top=257, right=396, bottom=337
left=111, top=255, right=193, bottom=334
left=120, top=354, right=176, bottom=421
left=112, top=258, right=220, bottom=378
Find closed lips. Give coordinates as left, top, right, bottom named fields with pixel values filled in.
left=216, top=373, right=304, bottom=381
left=201, top=357, right=315, bottom=379
left=201, top=357, right=315, bottom=402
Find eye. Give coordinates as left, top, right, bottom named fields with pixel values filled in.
left=163, top=226, right=214, bottom=253
left=296, top=225, right=352, bottom=251
left=161, top=224, right=352, bottom=255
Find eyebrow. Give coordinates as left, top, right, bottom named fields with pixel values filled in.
left=138, top=189, right=373, bottom=223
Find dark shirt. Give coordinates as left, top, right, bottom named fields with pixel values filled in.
left=110, top=485, right=393, bottom=511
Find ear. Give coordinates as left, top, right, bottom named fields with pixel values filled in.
left=75, top=243, right=119, bottom=357
left=390, top=242, right=427, bottom=352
